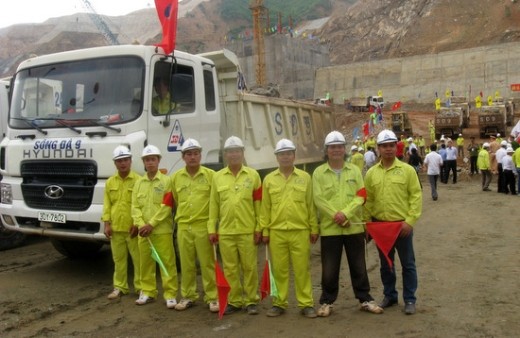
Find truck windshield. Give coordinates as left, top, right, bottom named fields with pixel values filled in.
left=9, top=56, right=144, bottom=129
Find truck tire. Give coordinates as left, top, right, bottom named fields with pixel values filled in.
left=0, top=222, right=26, bottom=251
left=50, top=238, right=104, bottom=258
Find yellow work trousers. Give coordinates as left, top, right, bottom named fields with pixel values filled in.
left=110, top=231, right=141, bottom=294
left=219, top=234, right=260, bottom=307
left=178, top=226, right=217, bottom=303
left=138, top=233, right=178, bottom=300
left=269, top=229, right=314, bottom=309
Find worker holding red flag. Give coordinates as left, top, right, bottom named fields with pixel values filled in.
left=208, top=136, right=262, bottom=315
left=260, top=139, right=319, bottom=318
left=312, top=131, right=383, bottom=317
left=364, top=129, right=423, bottom=315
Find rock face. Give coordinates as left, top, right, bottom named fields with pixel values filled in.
left=1, top=0, right=520, bottom=77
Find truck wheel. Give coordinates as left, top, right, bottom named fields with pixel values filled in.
left=0, top=222, right=26, bottom=250
left=50, top=239, right=104, bottom=258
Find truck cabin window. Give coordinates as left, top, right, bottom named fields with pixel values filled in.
left=9, top=56, right=144, bottom=129
left=152, top=62, right=195, bottom=116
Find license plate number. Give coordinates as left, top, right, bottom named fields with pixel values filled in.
left=38, top=212, right=66, bottom=224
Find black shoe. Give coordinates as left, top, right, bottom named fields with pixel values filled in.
left=483, top=188, right=491, bottom=191
left=404, top=302, right=416, bottom=315
left=246, top=304, right=259, bottom=315
left=379, top=297, right=398, bottom=308
left=224, top=304, right=241, bottom=315
left=432, top=196, right=438, bottom=201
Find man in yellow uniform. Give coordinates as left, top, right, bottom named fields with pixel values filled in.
left=456, top=133, right=465, bottom=158
left=514, top=144, right=520, bottom=195
left=171, top=138, right=219, bottom=313
left=364, top=129, right=422, bottom=315
left=260, top=139, right=319, bottom=318
left=428, top=119, right=435, bottom=143
left=478, top=142, right=492, bottom=191
left=132, top=145, right=178, bottom=308
left=417, top=135, right=426, bottom=157
left=103, top=145, right=141, bottom=300
left=365, top=134, right=377, bottom=156
left=152, top=76, right=171, bottom=115
left=313, top=131, right=383, bottom=318
left=208, top=136, right=262, bottom=315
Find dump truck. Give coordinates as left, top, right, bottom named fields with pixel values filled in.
left=391, top=111, right=413, bottom=135
left=349, top=95, right=384, bottom=112
left=477, top=105, right=507, bottom=138
left=492, top=97, right=514, bottom=126
left=435, top=107, right=463, bottom=139
left=449, top=96, right=470, bottom=128
left=0, top=46, right=334, bottom=257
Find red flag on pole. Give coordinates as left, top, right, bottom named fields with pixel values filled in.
left=213, top=245, right=230, bottom=320
left=154, top=0, right=179, bottom=54
left=260, top=259, right=270, bottom=300
left=365, top=221, right=402, bottom=269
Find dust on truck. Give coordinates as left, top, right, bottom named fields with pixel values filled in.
left=349, top=95, right=384, bottom=112
left=0, top=46, right=334, bottom=257
left=434, top=107, right=463, bottom=139
left=477, top=105, right=507, bottom=138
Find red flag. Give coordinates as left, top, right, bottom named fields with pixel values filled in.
left=391, top=101, right=402, bottom=111
left=368, top=105, right=375, bottom=112
left=260, top=259, right=270, bottom=300
left=362, top=122, right=369, bottom=137
left=365, top=222, right=402, bottom=269
left=154, top=0, right=179, bottom=54
left=213, top=245, right=230, bottom=320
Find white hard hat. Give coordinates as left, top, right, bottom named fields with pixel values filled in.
left=141, top=145, right=161, bottom=158
left=377, top=130, right=398, bottom=144
left=500, top=140, right=508, bottom=146
left=506, top=147, right=514, bottom=153
left=274, top=138, right=296, bottom=154
left=497, top=133, right=501, bottom=137
left=224, top=136, right=244, bottom=150
left=181, top=138, right=202, bottom=153
left=483, top=142, right=490, bottom=148
left=407, top=137, right=413, bottom=142
left=459, top=133, right=462, bottom=136
left=358, top=147, right=364, bottom=152
left=324, top=131, right=346, bottom=146
left=112, top=145, right=132, bottom=160
left=351, top=145, right=358, bottom=151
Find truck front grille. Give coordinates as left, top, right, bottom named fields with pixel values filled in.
left=20, top=160, right=97, bottom=211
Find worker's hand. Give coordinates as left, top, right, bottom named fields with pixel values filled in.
left=262, top=236, right=270, bottom=244
left=208, top=233, right=219, bottom=244
left=254, top=231, right=262, bottom=245
left=104, top=222, right=112, bottom=239
left=138, top=224, right=153, bottom=237
left=333, top=211, right=347, bottom=226
left=129, top=225, right=139, bottom=238
left=310, top=234, right=319, bottom=244
left=399, top=222, right=413, bottom=238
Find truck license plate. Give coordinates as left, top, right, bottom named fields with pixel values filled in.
left=38, top=212, right=66, bottom=224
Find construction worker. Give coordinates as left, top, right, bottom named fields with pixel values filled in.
left=428, top=120, right=435, bottom=143
left=171, top=138, right=219, bottom=313
left=261, top=139, right=319, bottom=318
left=350, top=145, right=365, bottom=173
left=208, top=136, right=262, bottom=315
left=132, top=145, right=178, bottom=308
left=313, top=131, right=383, bottom=317
left=478, top=142, right=492, bottom=191
left=417, top=135, right=426, bottom=157
left=103, top=145, right=141, bottom=300
left=364, top=129, right=423, bottom=315
left=456, top=133, right=465, bottom=158
left=152, top=76, right=171, bottom=115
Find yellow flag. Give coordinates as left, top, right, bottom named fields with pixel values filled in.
left=445, top=89, right=451, bottom=98
left=487, top=96, right=493, bottom=105
left=495, top=90, right=500, bottom=98
left=378, top=89, right=383, bottom=97
left=435, top=98, right=441, bottom=110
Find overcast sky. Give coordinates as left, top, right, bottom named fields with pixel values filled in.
left=0, top=0, right=157, bottom=29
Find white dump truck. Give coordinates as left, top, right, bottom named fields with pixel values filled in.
left=435, top=107, right=463, bottom=139
left=0, top=46, right=334, bottom=257
left=349, top=95, right=384, bottom=112
left=449, top=96, right=470, bottom=128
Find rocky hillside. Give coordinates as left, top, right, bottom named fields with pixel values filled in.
left=1, top=0, right=520, bottom=77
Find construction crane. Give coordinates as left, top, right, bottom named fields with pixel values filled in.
left=80, top=0, right=119, bottom=45
left=249, top=0, right=267, bottom=86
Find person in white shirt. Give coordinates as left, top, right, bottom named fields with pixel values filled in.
left=423, top=144, right=443, bottom=201
left=495, top=141, right=508, bottom=193
left=444, top=139, right=458, bottom=184
left=364, top=146, right=377, bottom=169
left=501, top=147, right=516, bottom=195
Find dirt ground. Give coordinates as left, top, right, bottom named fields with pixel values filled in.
left=1, top=108, right=519, bottom=338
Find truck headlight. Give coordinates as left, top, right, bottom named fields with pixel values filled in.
left=1, top=183, right=12, bottom=204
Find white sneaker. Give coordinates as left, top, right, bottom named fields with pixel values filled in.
left=135, top=292, right=154, bottom=305
left=209, top=300, right=219, bottom=313
left=166, top=299, right=178, bottom=309
left=174, top=298, right=192, bottom=311
left=360, top=300, right=384, bottom=314
left=317, top=303, right=333, bottom=317
left=107, top=289, right=122, bottom=300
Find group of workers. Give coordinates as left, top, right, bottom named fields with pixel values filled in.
left=102, top=129, right=422, bottom=320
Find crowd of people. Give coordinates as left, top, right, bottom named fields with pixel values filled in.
left=101, top=129, right=423, bottom=320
